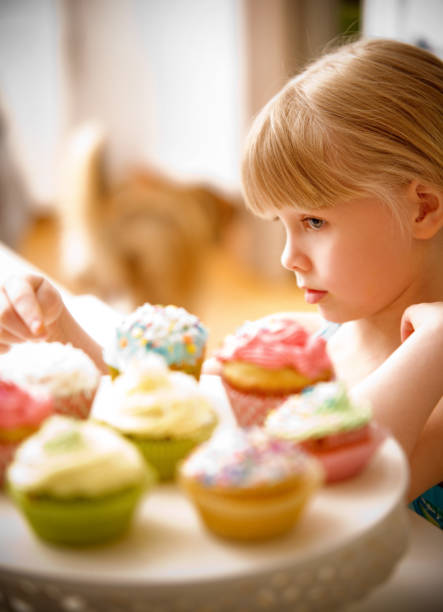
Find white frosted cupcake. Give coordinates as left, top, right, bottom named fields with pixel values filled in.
left=7, top=415, right=153, bottom=546
left=0, top=342, right=100, bottom=419
left=92, top=355, right=218, bottom=480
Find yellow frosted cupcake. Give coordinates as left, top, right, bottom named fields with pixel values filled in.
left=7, top=415, right=153, bottom=546
left=92, top=355, right=218, bottom=480
left=179, top=426, right=323, bottom=541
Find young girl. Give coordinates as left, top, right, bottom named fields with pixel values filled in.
left=0, top=38, right=442, bottom=526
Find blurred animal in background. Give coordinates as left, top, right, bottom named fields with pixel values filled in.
left=0, top=101, right=32, bottom=249
left=56, top=123, right=237, bottom=311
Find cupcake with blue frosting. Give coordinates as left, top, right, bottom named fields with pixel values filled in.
left=104, top=303, right=208, bottom=380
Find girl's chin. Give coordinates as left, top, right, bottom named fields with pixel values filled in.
left=316, top=304, right=352, bottom=325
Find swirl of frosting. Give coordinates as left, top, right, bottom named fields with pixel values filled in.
left=265, top=382, right=371, bottom=440
left=92, top=356, right=217, bottom=438
left=0, top=342, right=100, bottom=398
left=103, top=303, right=208, bottom=370
left=7, top=415, right=148, bottom=497
left=180, top=426, right=314, bottom=489
left=217, top=316, right=332, bottom=378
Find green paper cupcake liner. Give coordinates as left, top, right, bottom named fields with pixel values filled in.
left=130, top=427, right=214, bottom=481
left=8, top=481, right=148, bottom=547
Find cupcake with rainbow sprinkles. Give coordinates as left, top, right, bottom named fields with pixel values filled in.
left=104, top=303, right=208, bottom=380
left=179, top=426, right=323, bottom=541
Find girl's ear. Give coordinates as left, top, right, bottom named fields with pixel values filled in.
left=407, top=180, right=443, bottom=239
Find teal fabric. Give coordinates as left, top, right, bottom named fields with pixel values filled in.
left=409, top=485, right=443, bottom=529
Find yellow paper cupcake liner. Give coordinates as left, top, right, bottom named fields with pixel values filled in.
left=180, top=461, right=323, bottom=541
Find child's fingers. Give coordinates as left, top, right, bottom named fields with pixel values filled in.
left=0, top=287, right=38, bottom=340
left=400, top=315, right=414, bottom=343
left=2, top=276, right=47, bottom=337
left=33, top=277, right=64, bottom=326
left=0, top=325, right=28, bottom=344
left=400, top=302, right=443, bottom=343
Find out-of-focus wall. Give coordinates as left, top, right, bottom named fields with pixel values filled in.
left=363, top=0, right=443, bottom=56
left=61, top=0, right=245, bottom=193
left=0, top=0, right=61, bottom=209
left=0, top=0, right=244, bottom=208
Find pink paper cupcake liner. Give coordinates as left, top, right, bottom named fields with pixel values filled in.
left=300, top=424, right=387, bottom=483
left=52, top=389, right=97, bottom=420
left=222, top=380, right=288, bottom=427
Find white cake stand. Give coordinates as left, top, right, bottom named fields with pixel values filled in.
left=0, top=375, right=410, bottom=612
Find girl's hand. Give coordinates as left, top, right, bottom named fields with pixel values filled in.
left=0, top=275, right=64, bottom=353
left=400, top=302, right=443, bottom=343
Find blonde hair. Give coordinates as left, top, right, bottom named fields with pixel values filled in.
left=242, top=38, right=443, bottom=217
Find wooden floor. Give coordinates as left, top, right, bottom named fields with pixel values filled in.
left=18, top=215, right=314, bottom=355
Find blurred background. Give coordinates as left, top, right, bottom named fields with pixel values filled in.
left=0, top=0, right=442, bottom=353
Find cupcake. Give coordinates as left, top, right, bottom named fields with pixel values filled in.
left=0, top=342, right=100, bottom=419
left=265, top=382, right=386, bottom=483
left=179, top=426, right=322, bottom=541
left=103, top=303, right=208, bottom=380
left=7, top=415, right=153, bottom=546
left=92, top=355, right=218, bottom=480
left=0, top=380, right=53, bottom=486
left=217, top=315, right=333, bottom=427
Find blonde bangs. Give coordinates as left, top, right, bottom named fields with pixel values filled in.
left=241, top=86, right=368, bottom=217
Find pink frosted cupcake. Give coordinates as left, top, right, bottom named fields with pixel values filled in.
left=0, top=342, right=100, bottom=419
left=0, top=380, right=53, bottom=486
left=217, top=315, right=333, bottom=427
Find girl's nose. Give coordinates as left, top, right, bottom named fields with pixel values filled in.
left=281, top=238, right=311, bottom=272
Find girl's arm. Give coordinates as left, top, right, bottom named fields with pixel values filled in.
left=0, top=274, right=108, bottom=373
left=350, top=302, right=443, bottom=460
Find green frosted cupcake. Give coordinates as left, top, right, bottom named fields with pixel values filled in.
left=7, top=415, right=154, bottom=546
left=92, top=355, right=218, bottom=481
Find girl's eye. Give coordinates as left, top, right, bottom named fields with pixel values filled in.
left=302, top=217, right=325, bottom=230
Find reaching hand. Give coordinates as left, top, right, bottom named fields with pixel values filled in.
left=0, top=275, right=64, bottom=353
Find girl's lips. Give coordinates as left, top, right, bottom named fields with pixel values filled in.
left=304, top=289, right=328, bottom=304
